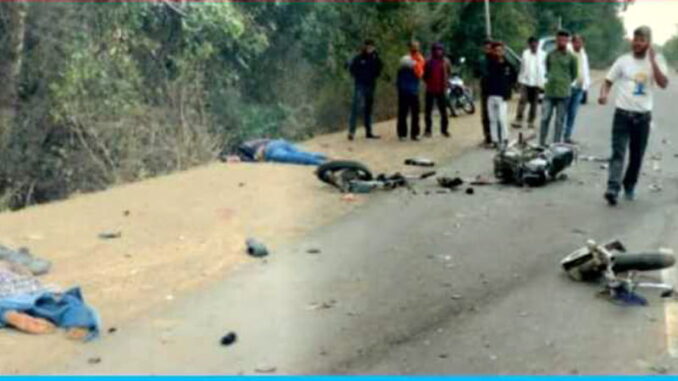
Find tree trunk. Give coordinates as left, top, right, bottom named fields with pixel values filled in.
left=0, top=0, right=28, bottom=147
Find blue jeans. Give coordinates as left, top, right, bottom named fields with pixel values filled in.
left=264, top=140, right=327, bottom=166
left=564, top=87, right=584, bottom=141
left=348, top=83, right=375, bottom=137
left=539, top=96, right=569, bottom=146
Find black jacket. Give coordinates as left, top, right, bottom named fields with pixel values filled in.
left=485, top=59, right=515, bottom=100
left=349, top=51, right=383, bottom=87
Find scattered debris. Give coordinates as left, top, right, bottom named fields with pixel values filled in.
left=649, top=183, right=663, bottom=192
left=451, top=294, right=462, bottom=300
left=470, top=175, right=495, bottom=186
left=220, top=332, right=237, bottom=346
left=307, top=248, right=322, bottom=254
left=438, top=353, right=449, bottom=359
left=572, top=228, right=587, bottom=235
left=649, top=365, right=669, bottom=375
left=107, top=327, right=117, bottom=334
left=246, top=238, right=269, bottom=258
left=404, top=157, right=435, bottom=167
left=87, top=357, right=102, bottom=365
left=98, top=231, right=122, bottom=240
left=307, top=300, right=337, bottom=311
left=254, top=366, right=278, bottom=374
left=580, top=155, right=609, bottom=162
left=600, top=164, right=609, bottom=170
left=123, top=210, right=130, bottom=217
left=465, top=187, right=475, bottom=195
left=165, top=294, right=174, bottom=301
left=437, top=177, right=464, bottom=189
left=519, top=311, right=529, bottom=317
left=238, top=182, right=246, bottom=187
left=0, top=245, right=51, bottom=276
left=489, top=354, right=498, bottom=361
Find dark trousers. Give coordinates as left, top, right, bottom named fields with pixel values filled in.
left=480, top=90, right=491, bottom=143
left=607, top=109, right=651, bottom=194
left=397, top=91, right=420, bottom=139
left=425, top=92, right=449, bottom=135
left=348, top=83, right=375, bottom=137
left=515, top=85, right=539, bottom=124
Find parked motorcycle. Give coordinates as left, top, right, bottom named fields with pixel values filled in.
left=446, top=57, right=475, bottom=117
left=561, top=239, right=676, bottom=305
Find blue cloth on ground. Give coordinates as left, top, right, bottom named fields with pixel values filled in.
left=0, top=287, right=100, bottom=340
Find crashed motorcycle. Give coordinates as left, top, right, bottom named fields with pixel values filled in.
left=561, top=239, right=676, bottom=305
left=316, top=160, right=435, bottom=194
left=493, top=136, right=576, bottom=187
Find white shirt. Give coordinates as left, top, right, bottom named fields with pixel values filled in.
left=606, top=53, right=668, bottom=112
left=570, top=48, right=590, bottom=90
left=518, top=49, right=545, bottom=88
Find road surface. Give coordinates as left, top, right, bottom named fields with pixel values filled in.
left=53, top=78, right=678, bottom=375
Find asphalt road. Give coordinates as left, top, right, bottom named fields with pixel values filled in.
left=54, top=78, right=678, bottom=375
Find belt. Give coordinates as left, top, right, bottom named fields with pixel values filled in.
left=616, top=108, right=651, bottom=118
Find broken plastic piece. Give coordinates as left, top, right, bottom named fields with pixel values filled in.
left=404, top=158, right=435, bottom=167
left=246, top=238, right=269, bottom=258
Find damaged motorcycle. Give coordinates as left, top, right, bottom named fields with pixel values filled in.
left=561, top=239, right=676, bottom=305
left=494, top=135, right=576, bottom=187
left=316, top=160, right=435, bottom=194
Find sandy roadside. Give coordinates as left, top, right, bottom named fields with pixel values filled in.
left=0, top=71, right=605, bottom=373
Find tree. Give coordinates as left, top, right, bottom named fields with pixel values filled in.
left=0, top=1, right=27, bottom=147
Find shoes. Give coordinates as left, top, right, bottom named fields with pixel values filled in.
left=366, top=134, right=381, bottom=140
left=564, top=138, right=578, bottom=145
left=399, top=137, right=407, bottom=142
left=604, top=190, right=618, bottom=206
left=411, top=136, right=421, bottom=142
left=623, top=187, right=635, bottom=201
left=442, top=131, right=451, bottom=138
left=423, top=132, right=432, bottom=138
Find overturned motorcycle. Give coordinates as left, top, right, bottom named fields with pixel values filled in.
left=315, top=160, right=435, bottom=194
left=561, top=239, right=676, bottom=306
left=494, top=135, right=576, bottom=187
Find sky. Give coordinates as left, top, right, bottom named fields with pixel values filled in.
left=621, top=0, right=678, bottom=45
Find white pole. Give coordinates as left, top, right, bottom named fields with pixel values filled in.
left=484, top=0, right=492, bottom=39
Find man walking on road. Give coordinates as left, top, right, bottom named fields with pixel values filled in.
left=423, top=42, right=453, bottom=138
left=512, top=36, right=544, bottom=130
left=347, top=39, right=383, bottom=141
left=477, top=40, right=494, bottom=147
left=563, top=34, right=590, bottom=144
left=396, top=40, right=425, bottom=141
left=540, top=30, right=578, bottom=146
left=485, top=42, right=515, bottom=149
left=599, top=26, right=669, bottom=206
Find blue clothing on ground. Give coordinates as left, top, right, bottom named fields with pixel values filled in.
left=0, top=287, right=100, bottom=341
left=264, top=140, right=327, bottom=166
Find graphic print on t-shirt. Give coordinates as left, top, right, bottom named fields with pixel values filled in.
left=632, top=71, right=648, bottom=96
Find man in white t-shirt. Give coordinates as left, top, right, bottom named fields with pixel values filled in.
left=512, top=36, right=545, bottom=129
left=599, top=26, right=669, bottom=206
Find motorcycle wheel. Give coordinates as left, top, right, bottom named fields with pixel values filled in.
left=316, top=160, right=373, bottom=189
left=462, top=93, right=476, bottom=114
left=447, top=98, right=459, bottom=117
left=613, top=253, right=676, bottom=273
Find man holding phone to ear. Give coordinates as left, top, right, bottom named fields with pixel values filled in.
left=599, top=26, right=669, bottom=206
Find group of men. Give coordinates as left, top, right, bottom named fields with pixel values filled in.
left=346, top=25, right=669, bottom=206
left=347, top=39, right=453, bottom=141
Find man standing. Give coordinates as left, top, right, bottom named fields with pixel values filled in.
left=599, top=26, right=668, bottom=206
left=563, top=34, right=591, bottom=144
left=423, top=42, right=453, bottom=138
left=539, top=30, right=578, bottom=146
left=512, top=37, right=544, bottom=129
left=485, top=42, right=515, bottom=149
left=477, top=40, right=494, bottom=147
left=396, top=40, right=425, bottom=141
left=348, top=39, right=383, bottom=141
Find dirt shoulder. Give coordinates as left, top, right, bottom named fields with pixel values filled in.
left=0, top=109, right=484, bottom=373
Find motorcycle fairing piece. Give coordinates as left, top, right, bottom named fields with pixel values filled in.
left=494, top=136, right=576, bottom=187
